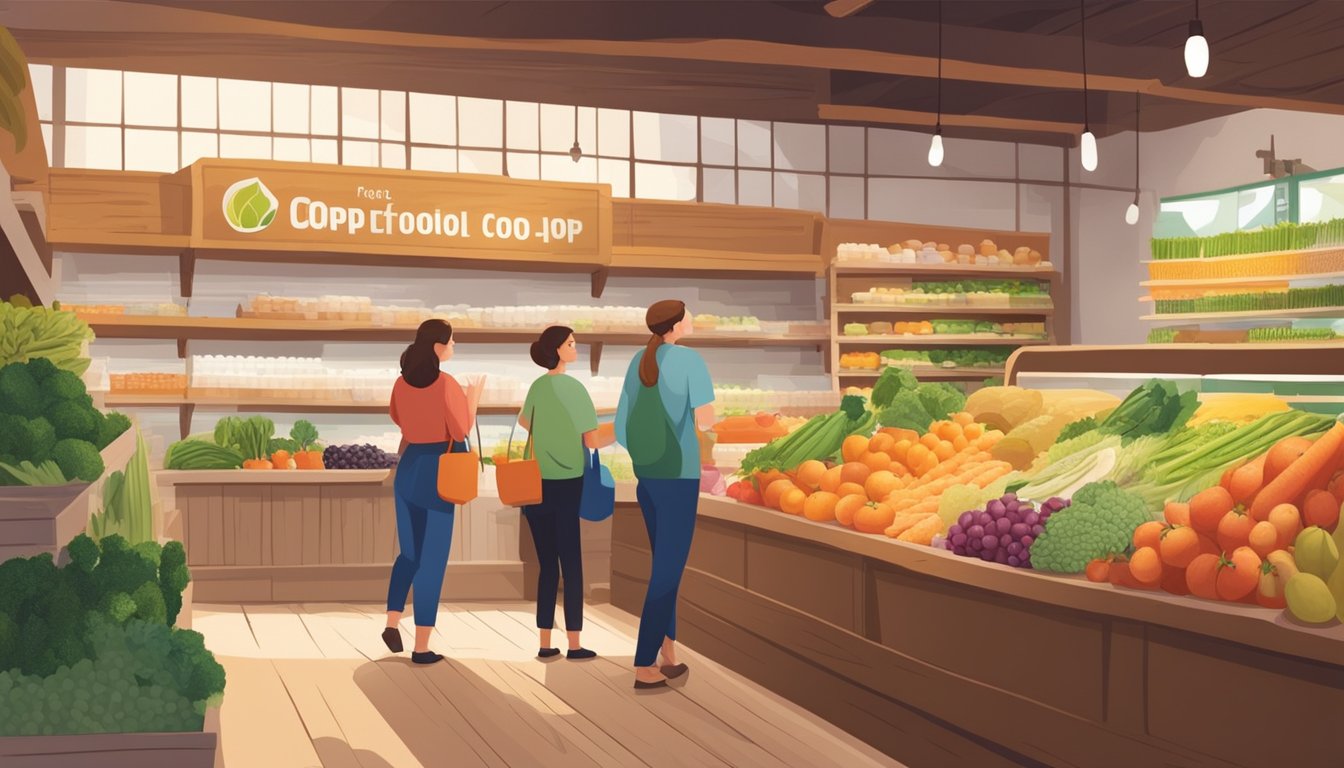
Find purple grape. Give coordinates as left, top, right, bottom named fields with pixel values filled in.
left=958, top=512, right=975, bottom=529
left=1021, top=535, right=1034, bottom=549
left=967, top=524, right=985, bottom=539
left=951, top=533, right=968, bottom=547
left=982, top=535, right=999, bottom=551
left=1023, top=511, right=1039, bottom=526
left=1005, top=512, right=1021, bottom=526
left=987, top=500, right=1006, bottom=517
left=1004, top=499, right=1020, bottom=515
left=1031, top=524, right=1045, bottom=536
left=1006, top=542, right=1023, bottom=556
left=1000, top=533, right=1013, bottom=547
left=952, top=545, right=965, bottom=556
left=1007, top=556, right=1021, bottom=567
left=976, top=512, right=992, bottom=527
left=949, top=524, right=963, bottom=537
left=995, top=517, right=1012, bottom=535
left=979, top=549, right=995, bottom=562
left=1010, top=523, right=1029, bottom=538
left=995, top=549, right=1009, bottom=564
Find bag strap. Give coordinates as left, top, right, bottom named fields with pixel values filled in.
left=474, top=419, right=485, bottom=470
left=507, top=407, right=538, bottom=461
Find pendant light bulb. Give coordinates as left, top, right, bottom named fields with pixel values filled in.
left=1080, top=130, right=1098, bottom=172
left=1124, top=200, right=1140, bottom=226
left=569, top=141, right=582, bottom=163
left=928, top=129, right=944, bottom=167
left=1185, top=19, right=1209, bottom=78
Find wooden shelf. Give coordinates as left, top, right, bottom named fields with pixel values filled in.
left=836, top=335, right=1049, bottom=347
left=1005, top=343, right=1344, bottom=384
left=156, top=469, right=392, bottom=485
left=104, top=390, right=616, bottom=417
left=1142, top=306, right=1344, bottom=321
left=1142, top=269, right=1344, bottom=287
left=610, top=246, right=823, bottom=277
left=835, top=303, right=1053, bottom=316
left=837, top=367, right=1003, bottom=381
left=1142, top=245, right=1344, bottom=266
left=832, top=262, right=1057, bottom=279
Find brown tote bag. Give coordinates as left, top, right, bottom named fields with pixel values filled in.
left=437, top=421, right=484, bottom=504
left=496, top=408, right=542, bottom=507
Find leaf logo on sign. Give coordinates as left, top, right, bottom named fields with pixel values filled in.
left=222, top=178, right=279, bottom=233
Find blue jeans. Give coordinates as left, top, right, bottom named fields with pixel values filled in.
left=387, top=442, right=460, bottom=627
left=633, top=478, right=700, bottom=667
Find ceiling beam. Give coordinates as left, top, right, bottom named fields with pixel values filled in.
left=824, top=0, right=873, bottom=19
left=818, top=104, right=1083, bottom=137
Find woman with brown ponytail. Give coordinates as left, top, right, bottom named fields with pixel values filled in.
left=615, top=300, right=715, bottom=690
left=383, top=319, right=485, bottom=664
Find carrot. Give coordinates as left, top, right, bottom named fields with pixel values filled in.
left=885, top=511, right=936, bottom=538
left=1249, top=423, right=1344, bottom=521
left=1298, top=431, right=1344, bottom=506
left=896, top=513, right=946, bottom=545
left=904, top=499, right=942, bottom=517
left=1188, top=486, right=1234, bottom=535
left=1214, top=547, right=1261, bottom=601
left=1228, top=454, right=1267, bottom=507
left=243, top=459, right=273, bottom=470
left=271, top=450, right=292, bottom=469
left=1265, top=436, right=1315, bottom=483
left=1219, top=460, right=1242, bottom=491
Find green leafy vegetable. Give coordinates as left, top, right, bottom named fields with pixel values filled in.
left=1030, top=481, right=1152, bottom=573
left=1056, top=417, right=1098, bottom=443
left=289, top=419, right=320, bottom=451
left=870, top=367, right=918, bottom=409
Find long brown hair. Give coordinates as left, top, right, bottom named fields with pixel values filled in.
left=400, top=319, right=452, bottom=388
left=639, top=300, right=686, bottom=387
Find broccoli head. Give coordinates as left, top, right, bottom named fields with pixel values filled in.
left=0, top=415, right=57, bottom=464
left=877, top=393, right=934, bottom=432
left=914, top=382, right=967, bottom=422
left=0, top=362, right=41, bottom=417
left=46, top=369, right=87, bottom=402
left=51, top=438, right=104, bottom=482
left=1029, top=481, right=1151, bottom=573
left=838, top=394, right=868, bottom=421
left=97, top=412, right=132, bottom=450
left=66, top=533, right=101, bottom=573
left=48, top=400, right=97, bottom=442
left=25, top=356, right=57, bottom=382
left=131, top=581, right=167, bottom=625
left=869, top=367, right=919, bottom=410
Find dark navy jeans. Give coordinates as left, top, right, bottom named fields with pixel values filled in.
left=386, top=441, right=461, bottom=626
left=633, top=477, right=700, bottom=667
left=523, top=476, right=586, bottom=632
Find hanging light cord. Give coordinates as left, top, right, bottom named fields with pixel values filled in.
left=936, top=0, right=942, bottom=131
left=1195, top=0, right=1200, bottom=21
left=1134, top=91, right=1140, bottom=198
left=1080, top=0, right=1089, bottom=130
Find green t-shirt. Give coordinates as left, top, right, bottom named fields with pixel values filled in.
left=521, top=373, right=599, bottom=480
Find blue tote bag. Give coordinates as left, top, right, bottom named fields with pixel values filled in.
left=579, top=448, right=615, bottom=522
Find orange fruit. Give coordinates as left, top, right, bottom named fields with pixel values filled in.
left=920, top=432, right=941, bottom=449
left=864, top=470, right=901, bottom=503
left=868, top=433, right=896, bottom=455
left=952, top=411, right=974, bottom=426
left=764, top=479, right=795, bottom=510
left=1247, top=521, right=1278, bottom=558
left=890, top=439, right=912, bottom=464
left=835, top=494, right=867, bottom=527
left=795, top=460, right=827, bottom=491
left=840, top=461, right=872, bottom=485
left=842, top=434, right=870, bottom=464
left=951, top=435, right=970, bottom=452
left=853, top=501, right=896, bottom=534
left=861, top=451, right=891, bottom=473
left=779, top=487, right=807, bottom=516
left=819, top=466, right=844, bottom=494
left=933, top=441, right=955, bottom=462
left=906, top=444, right=932, bottom=474
left=937, top=422, right=962, bottom=442
left=803, top=491, right=840, bottom=522
left=1132, top=521, right=1164, bottom=550
left=837, top=482, right=866, bottom=499
left=964, top=422, right=984, bottom=440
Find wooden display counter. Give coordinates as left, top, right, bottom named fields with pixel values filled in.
left=610, top=494, right=1343, bottom=768
left=159, top=470, right=524, bottom=603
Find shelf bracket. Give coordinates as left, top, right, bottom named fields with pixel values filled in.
left=176, top=338, right=188, bottom=359
left=179, top=402, right=196, bottom=440
left=590, top=341, right=604, bottom=376
left=590, top=268, right=609, bottom=299
left=179, top=249, right=196, bottom=299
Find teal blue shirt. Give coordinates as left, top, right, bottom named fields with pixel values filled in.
left=615, top=344, right=715, bottom=480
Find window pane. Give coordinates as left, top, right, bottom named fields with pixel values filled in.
left=220, top=133, right=271, bottom=160
left=123, top=71, right=176, bottom=127
left=597, top=108, right=629, bottom=158
left=738, top=169, right=772, bottom=206
left=774, top=172, right=826, bottom=212
left=381, top=91, right=406, bottom=141
left=540, top=103, right=576, bottom=154
left=409, top=92, right=455, bottom=146
left=506, top=101, right=539, bottom=151
left=41, top=123, right=52, bottom=166
left=598, top=158, right=630, bottom=198
left=65, top=125, right=121, bottom=169
left=633, top=112, right=697, bottom=163
left=273, top=82, right=309, bottom=134
left=311, top=86, right=338, bottom=135
left=411, top=146, right=457, bottom=173
left=181, top=76, right=216, bottom=129
left=773, top=123, right=825, bottom=172
left=737, top=120, right=771, bottom=168
left=181, top=131, right=218, bottom=166
left=312, top=138, right=338, bottom=164
left=124, top=128, right=178, bottom=172
left=703, top=167, right=735, bottom=204
left=341, top=87, right=378, bottom=139
left=218, top=79, right=270, bottom=132
left=701, top=117, right=734, bottom=167
left=829, top=176, right=864, bottom=219
left=28, top=64, right=52, bottom=122
left=381, top=142, right=407, bottom=169
left=459, top=98, right=503, bottom=148
left=273, top=137, right=310, bottom=163
left=342, top=139, right=379, bottom=167
left=634, top=162, right=695, bottom=201
left=66, top=68, right=121, bottom=124
left=541, top=154, right=597, bottom=184
left=459, top=149, right=502, bottom=175
left=828, top=126, right=864, bottom=174
left=506, top=151, right=540, bottom=180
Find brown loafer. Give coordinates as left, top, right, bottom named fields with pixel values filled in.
left=660, top=663, right=689, bottom=680
left=634, top=678, right=668, bottom=690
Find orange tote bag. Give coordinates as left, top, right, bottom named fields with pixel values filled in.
left=437, top=422, right=483, bottom=504
left=496, top=409, right=542, bottom=507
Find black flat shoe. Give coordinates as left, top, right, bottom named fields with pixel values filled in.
left=634, top=678, right=668, bottom=690
left=659, top=663, right=688, bottom=680
left=382, top=628, right=403, bottom=653
left=567, top=648, right=597, bottom=660
left=538, top=648, right=561, bottom=659
left=412, top=651, right=444, bottom=665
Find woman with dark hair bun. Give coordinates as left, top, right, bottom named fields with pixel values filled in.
left=519, top=325, right=614, bottom=660
left=382, top=319, right=486, bottom=665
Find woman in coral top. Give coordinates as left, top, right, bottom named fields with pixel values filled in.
left=383, top=319, right=485, bottom=664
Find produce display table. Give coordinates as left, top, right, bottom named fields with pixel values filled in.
left=610, top=494, right=1343, bottom=768
left=158, top=470, right=523, bottom=602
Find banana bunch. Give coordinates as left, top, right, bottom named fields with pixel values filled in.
left=0, top=26, right=28, bottom=151
left=0, top=300, right=94, bottom=375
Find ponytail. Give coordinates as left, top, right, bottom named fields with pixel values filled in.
left=639, top=300, right=686, bottom=387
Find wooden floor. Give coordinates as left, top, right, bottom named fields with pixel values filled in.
left=194, top=601, right=905, bottom=768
